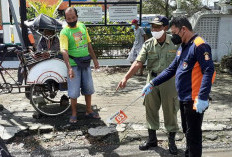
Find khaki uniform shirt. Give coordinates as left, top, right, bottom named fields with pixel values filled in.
left=136, top=34, right=179, bottom=82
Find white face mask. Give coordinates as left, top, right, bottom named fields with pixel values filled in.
left=151, top=30, right=164, bottom=39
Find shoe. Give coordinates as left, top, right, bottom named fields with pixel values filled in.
left=16, top=81, right=22, bottom=85
left=168, top=132, right=178, bottom=155
left=69, top=116, right=77, bottom=124
left=85, top=112, right=101, bottom=119
left=139, top=129, right=157, bottom=150
left=139, top=141, right=158, bottom=150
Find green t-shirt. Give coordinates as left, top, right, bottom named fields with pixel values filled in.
left=60, top=22, right=91, bottom=66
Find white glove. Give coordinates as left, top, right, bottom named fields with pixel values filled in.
left=142, top=83, right=153, bottom=96
left=195, top=98, right=209, bottom=113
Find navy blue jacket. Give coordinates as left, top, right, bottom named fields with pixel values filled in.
left=150, top=34, right=216, bottom=101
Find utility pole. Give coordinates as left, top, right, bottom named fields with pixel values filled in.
left=20, top=0, right=29, bottom=47
left=8, top=0, right=26, bottom=48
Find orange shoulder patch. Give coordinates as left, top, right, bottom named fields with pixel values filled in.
left=194, top=37, right=205, bottom=47
left=212, top=71, right=216, bottom=84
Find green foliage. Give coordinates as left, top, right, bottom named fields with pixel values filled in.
left=27, top=0, right=62, bottom=19
left=181, top=0, right=202, bottom=16
left=26, top=7, right=36, bottom=20
left=142, top=0, right=202, bottom=18
left=87, top=26, right=134, bottom=57
left=142, top=0, right=174, bottom=17
left=88, top=26, right=134, bottom=44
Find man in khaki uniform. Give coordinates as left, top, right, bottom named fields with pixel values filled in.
left=116, top=16, right=179, bottom=155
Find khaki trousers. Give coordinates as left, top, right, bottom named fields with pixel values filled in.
left=144, top=77, right=179, bottom=132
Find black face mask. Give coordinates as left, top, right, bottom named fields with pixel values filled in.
left=67, top=20, right=77, bottom=28
left=171, top=34, right=182, bottom=45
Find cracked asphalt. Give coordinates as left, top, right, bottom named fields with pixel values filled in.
left=0, top=67, right=232, bottom=156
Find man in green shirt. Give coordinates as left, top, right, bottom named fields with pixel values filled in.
left=60, top=7, right=100, bottom=123
left=117, top=16, right=179, bottom=155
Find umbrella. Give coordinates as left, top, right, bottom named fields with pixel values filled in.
left=25, top=14, right=63, bottom=31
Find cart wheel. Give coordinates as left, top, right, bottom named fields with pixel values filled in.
left=1, top=83, right=13, bottom=93
left=30, top=83, right=70, bottom=116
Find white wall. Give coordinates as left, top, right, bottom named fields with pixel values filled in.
left=0, top=0, right=20, bottom=44
left=1, top=0, right=11, bottom=44
left=192, top=12, right=232, bottom=62
left=216, top=15, right=232, bottom=61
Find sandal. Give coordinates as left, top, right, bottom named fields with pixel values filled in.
left=69, top=116, right=77, bottom=124
left=85, top=112, right=101, bottom=119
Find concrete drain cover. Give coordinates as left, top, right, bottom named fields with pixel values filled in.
left=88, top=126, right=117, bottom=137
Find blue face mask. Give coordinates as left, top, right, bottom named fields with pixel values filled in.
left=131, top=25, right=136, bottom=29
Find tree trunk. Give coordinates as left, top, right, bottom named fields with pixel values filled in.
left=165, top=0, right=169, bottom=18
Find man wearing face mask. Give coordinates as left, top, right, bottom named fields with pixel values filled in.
left=117, top=16, right=179, bottom=155
left=142, top=16, right=216, bottom=157
left=37, top=29, right=60, bottom=53
left=127, top=19, right=147, bottom=76
left=60, top=7, right=100, bottom=123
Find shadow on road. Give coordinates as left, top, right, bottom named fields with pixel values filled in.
left=1, top=103, right=121, bottom=156
left=35, top=103, right=121, bottom=156
left=151, top=146, right=185, bottom=157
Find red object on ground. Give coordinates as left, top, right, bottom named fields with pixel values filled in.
left=115, top=110, right=127, bottom=124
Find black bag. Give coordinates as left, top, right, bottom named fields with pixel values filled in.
left=69, top=55, right=91, bottom=68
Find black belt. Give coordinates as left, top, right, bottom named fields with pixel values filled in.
left=180, top=100, right=194, bottom=105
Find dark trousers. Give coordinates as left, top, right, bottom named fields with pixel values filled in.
left=180, top=101, right=204, bottom=157
left=17, top=66, right=23, bottom=83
